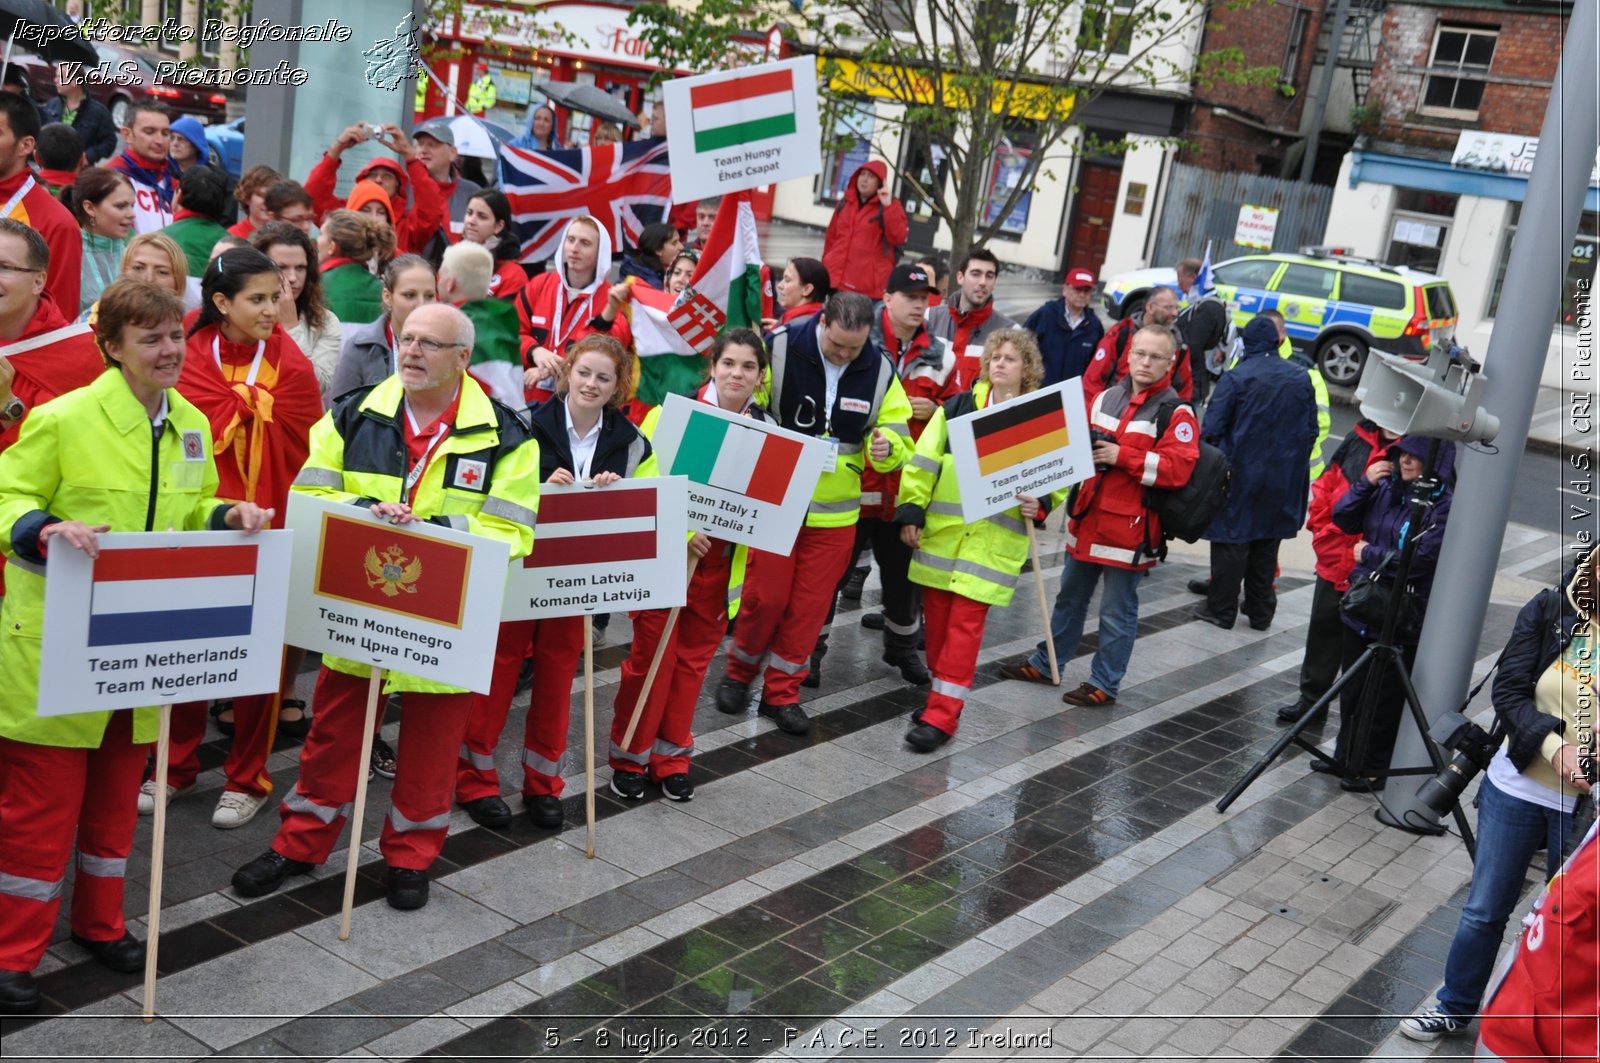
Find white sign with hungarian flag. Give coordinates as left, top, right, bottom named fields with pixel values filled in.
left=661, top=57, right=822, bottom=203
left=649, top=393, right=830, bottom=553
left=503, top=478, right=690, bottom=620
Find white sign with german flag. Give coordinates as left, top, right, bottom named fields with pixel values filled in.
left=945, top=380, right=1095, bottom=521
left=503, top=478, right=690, bottom=620
left=661, top=57, right=823, bottom=203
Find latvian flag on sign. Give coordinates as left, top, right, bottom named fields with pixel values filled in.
left=526, top=485, right=658, bottom=569
left=690, top=67, right=797, bottom=153
left=670, top=409, right=805, bottom=506
left=973, top=391, right=1071, bottom=476
left=89, top=545, right=258, bottom=646
left=314, top=513, right=472, bottom=628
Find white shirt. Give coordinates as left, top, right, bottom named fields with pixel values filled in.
left=564, top=398, right=601, bottom=480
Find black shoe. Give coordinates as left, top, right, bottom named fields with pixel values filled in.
left=610, top=771, right=646, bottom=801
left=801, top=655, right=821, bottom=689
left=758, top=701, right=811, bottom=735
left=1310, top=759, right=1339, bottom=774
left=905, top=723, right=951, bottom=753
left=385, top=866, right=429, bottom=910
left=524, top=794, right=564, bottom=829
left=1191, top=605, right=1235, bottom=630
left=0, top=969, right=39, bottom=1013
left=1187, top=578, right=1210, bottom=595
left=861, top=611, right=886, bottom=630
left=232, top=849, right=315, bottom=897
left=1277, top=701, right=1327, bottom=724
left=69, top=931, right=144, bottom=973
left=840, top=565, right=869, bottom=600
left=1248, top=617, right=1272, bottom=631
left=660, top=773, right=694, bottom=801
left=276, top=698, right=311, bottom=740
left=715, top=676, right=749, bottom=714
left=883, top=652, right=931, bottom=685
left=460, top=794, right=512, bottom=829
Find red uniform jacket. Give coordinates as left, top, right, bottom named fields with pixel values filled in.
left=0, top=169, right=82, bottom=315
left=1308, top=420, right=1390, bottom=590
left=489, top=258, right=529, bottom=301
left=862, top=308, right=959, bottom=520
left=304, top=154, right=447, bottom=256
left=1082, top=315, right=1194, bottom=408
left=515, top=216, right=633, bottom=406
left=821, top=160, right=908, bottom=300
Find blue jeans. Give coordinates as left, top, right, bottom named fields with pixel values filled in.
left=1435, top=775, right=1576, bottom=1019
left=1027, top=555, right=1143, bottom=696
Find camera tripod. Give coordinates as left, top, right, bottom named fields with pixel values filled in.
left=1216, top=439, right=1477, bottom=856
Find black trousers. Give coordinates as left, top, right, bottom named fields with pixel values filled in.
left=1297, top=576, right=1345, bottom=707
left=1333, top=626, right=1418, bottom=774
left=1207, top=539, right=1280, bottom=626
left=817, top=518, right=919, bottom=655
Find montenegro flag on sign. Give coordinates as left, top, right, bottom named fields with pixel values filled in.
left=314, top=512, right=472, bottom=628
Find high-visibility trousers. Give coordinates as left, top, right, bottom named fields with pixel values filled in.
left=728, top=524, right=855, bottom=706
left=609, top=546, right=732, bottom=778
left=457, top=616, right=585, bottom=801
left=166, top=651, right=292, bottom=796
left=272, top=666, right=471, bottom=871
left=917, top=587, right=991, bottom=737
left=0, top=711, right=148, bottom=971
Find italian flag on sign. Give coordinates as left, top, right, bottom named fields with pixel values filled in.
left=689, top=67, right=798, bottom=153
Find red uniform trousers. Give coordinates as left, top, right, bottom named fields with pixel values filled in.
left=0, top=712, right=148, bottom=971
left=457, top=615, right=584, bottom=801
left=271, top=666, right=471, bottom=871
left=166, top=689, right=281, bottom=797
left=727, top=524, right=856, bottom=705
left=608, top=545, right=732, bottom=777
left=917, top=588, right=992, bottom=737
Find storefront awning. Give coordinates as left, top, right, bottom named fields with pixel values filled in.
left=821, top=57, right=1075, bottom=121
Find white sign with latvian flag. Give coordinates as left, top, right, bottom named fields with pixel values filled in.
left=38, top=531, right=293, bottom=715
left=662, top=57, right=823, bottom=203
left=284, top=494, right=510, bottom=693
left=504, top=478, right=690, bottom=620
left=649, top=393, right=830, bottom=554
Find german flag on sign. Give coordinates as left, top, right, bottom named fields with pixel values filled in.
left=973, top=391, right=1071, bottom=476
left=314, top=512, right=473, bottom=628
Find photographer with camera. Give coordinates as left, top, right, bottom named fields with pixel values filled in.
left=1400, top=545, right=1596, bottom=1042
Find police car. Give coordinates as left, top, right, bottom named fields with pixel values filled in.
left=1101, top=247, right=1458, bottom=387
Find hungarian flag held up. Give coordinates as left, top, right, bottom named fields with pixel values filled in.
left=89, top=544, right=258, bottom=646
left=689, top=66, right=798, bottom=153
left=314, top=512, right=472, bottom=628
left=526, top=485, right=657, bottom=569
left=973, top=391, right=1071, bottom=476
left=629, top=191, right=767, bottom=360
left=670, top=408, right=804, bottom=506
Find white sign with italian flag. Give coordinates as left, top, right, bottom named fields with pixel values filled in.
left=662, top=57, right=822, bottom=204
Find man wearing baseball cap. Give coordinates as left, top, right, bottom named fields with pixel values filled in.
left=412, top=116, right=482, bottom=257
left=1025, top=265, right=1105, bottom=387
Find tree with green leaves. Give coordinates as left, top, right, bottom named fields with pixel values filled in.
left=628, top=0, right=1275, bottom=266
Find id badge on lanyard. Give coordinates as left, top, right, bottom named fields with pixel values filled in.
left=403, top=404, right=448, bottom=504
left=820, top=369, right=841, bottom=473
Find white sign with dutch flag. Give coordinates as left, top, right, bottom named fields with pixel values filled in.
left=38, top=531, right=294, bottom=715
left=661, top=57, right=823, bottom=203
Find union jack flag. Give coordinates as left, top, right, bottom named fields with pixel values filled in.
left=667, top=287, right=725, bottom=354
left=499, top=140, right=673, bottom=264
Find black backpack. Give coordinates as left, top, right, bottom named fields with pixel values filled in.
left=1143, top=398, right=1231, bottom=549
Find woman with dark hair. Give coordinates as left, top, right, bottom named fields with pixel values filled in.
left=606, top=328, right=773, bottom=801
left=511, top=104, right=561, bottom=151
left=665, top=251, right=696, bottom=296
left=68, top=165, right=134, bottom=313
left=253, top=221, right=342, bottom=403
left=617, top=221, right=680, bottom=290
left=157, top=248, right=321, bottom=830
left=317, top=209, right=394, bottom=324
left=460, top=189, right=528, bottom=300
left=760, top=256, right=829, bottom=332
left=330, top=253, right=437, bottom=398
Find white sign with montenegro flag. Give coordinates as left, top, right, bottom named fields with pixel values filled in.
left=283, top=494, right=510, bottom=693
left=662, top=57, right=822, bottom=203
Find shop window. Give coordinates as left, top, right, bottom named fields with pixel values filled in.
left=982, top=123, right=1037, bottom=238
left=1386, top=190, right=1457, bottom=274
left=1420, top=23, right=1497, bottom=119
left=1274, top=264, right=1337, bottom=300
left=1080, top=0, right=1135, bottom=57
left=819, top=100, right=876, bottom=204
left=1488, top=203, right=1599, bottom=328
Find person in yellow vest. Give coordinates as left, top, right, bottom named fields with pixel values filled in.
left=896, top=329, right=1069, bottom=751
left=466, top=64, right=497, bottom=117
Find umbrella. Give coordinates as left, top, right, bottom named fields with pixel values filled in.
left=0, top=0, right=98, bottom=67
left=447, top=115, right=517, bottom=159
left=535, top=81, right=640, bottom=129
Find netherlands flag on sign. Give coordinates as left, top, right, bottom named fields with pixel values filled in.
left=88, top=545, right=258, bottom=647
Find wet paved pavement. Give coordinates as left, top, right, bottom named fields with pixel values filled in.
left=0, top=507, right=1574, bottom=1062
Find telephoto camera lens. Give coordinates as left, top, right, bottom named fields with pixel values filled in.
left=1417, top=751, right=1480, bottom=817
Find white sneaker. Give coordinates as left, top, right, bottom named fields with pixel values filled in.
left=136, top=779, right=193, bottom=815
left=211, top=790, right=268, bottom=829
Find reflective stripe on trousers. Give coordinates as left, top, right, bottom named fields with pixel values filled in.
left=769, top=652, right=809, bottom=675
left=76, top=852, right=127, bottom=877
left=282, top=789, right=352, bottom=824
left=609, top=742, right=649, bottom=766
left=458, top=743, right=496, bottom=771
left=0, top=870, right=63, bottom=903
left=653, top=739, right=693, bottom=757
left=387, top=806, right=452, bottom=833
left=522, top=747, right=565, bottom=777
left=930, top=678, right=968, bottom=702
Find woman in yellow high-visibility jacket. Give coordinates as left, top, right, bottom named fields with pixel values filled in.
left=895, top=329, right=1068, bottom=752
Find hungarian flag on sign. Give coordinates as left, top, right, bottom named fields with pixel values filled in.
left=689, top=66, right=798, bottom=153
left=314, top=512, right=472, bottom=628
left=669, top=407, right=804, bottom=506
left=526, top=485, right=657, bottom=569
left=973, top=391, right=1071, bottom=476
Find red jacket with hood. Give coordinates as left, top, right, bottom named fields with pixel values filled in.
left=822, top=161, right=908, bottom=300
left=1066, top=361, right=1199, bottom=570
left=304, top=154, right=447, bottom=256
left=1308, top=420, right=1391, bottom=589
left=515, top=215, right=633, bottom=405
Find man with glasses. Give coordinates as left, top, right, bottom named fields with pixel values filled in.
left=231, top=304, right=540, bottom=912
left=717, top=291, right=914, bottom=735
left=1002, top=324, right=1198, bottom=705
